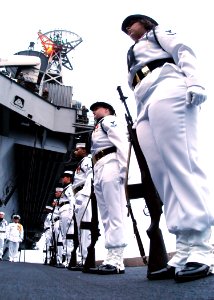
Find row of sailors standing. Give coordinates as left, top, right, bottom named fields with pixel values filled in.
left=43, top=101, right=129, bottom=275
left=43, top=142, right=93, bottom=268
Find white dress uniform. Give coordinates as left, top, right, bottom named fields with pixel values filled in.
left=6, top=220, right=24, bottom=262
left=91, top=114, right=129, bottom=270
left=73, top=153, right=93, bottom=263
left=43, top=211, right=52, bottom=263
left=127, top=25, right=214, bottom=269
left=58, top=183, right=75, bottom=264
left=0, top=214, right=8, bottom=260
left=52, top=204, right=63, bottom=264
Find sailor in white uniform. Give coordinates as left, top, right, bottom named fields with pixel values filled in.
left=0, top=212, right=8, bottom=261
left=43, top=206, right=53, bottom=264
left=6, top=215, right=24, bottom=262
left=71, top=142, right=93, bottom=268
left=58, top=170, right=75, bottom=266
left=121, top=14, right=214, bottom=282
left=90, top=101, right=129, bottom=274
left=52, top=188, right=64, bottom=265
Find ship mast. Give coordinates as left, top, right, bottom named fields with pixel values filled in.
left=37, top=29, right=83, bottom=93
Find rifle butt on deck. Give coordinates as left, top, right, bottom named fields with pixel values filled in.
left=117, top=86, right=168, bottom=273
left=82, top=182, right=100, bottom=272
left=67, top=215, right=79, bottom=268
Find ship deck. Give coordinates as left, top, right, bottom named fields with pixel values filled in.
left=0, top=260, right=213, bottom=300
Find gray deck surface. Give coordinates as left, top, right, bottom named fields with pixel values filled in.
left=0, top=261, right=214, bottom=300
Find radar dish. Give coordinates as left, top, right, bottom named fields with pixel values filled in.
left=38, top=29, right=83, bottom=71
left=37, top=29, right=83, bottom=89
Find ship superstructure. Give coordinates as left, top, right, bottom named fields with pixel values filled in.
left=0, top=29, right=93, bottom=248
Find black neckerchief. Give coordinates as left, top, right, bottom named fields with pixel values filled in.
left=127, top=26, right=170, bottom=71
left=127, top=42, right=137, bottom=71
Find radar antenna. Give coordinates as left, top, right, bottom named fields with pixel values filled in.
left=37, top=29, right=82, bottom=89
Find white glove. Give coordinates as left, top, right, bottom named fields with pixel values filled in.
left=186, top=86, right=207, bottom=106
left=132, top=119, right=137, bottom=129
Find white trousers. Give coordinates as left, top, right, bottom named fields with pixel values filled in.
left=59, top=210, right=74, bottom=259
left=94, top=158, right=127, bottom=249
left=168, top=229, right=213, bottom=269
left=44, top=229, right=52, bottom=260
left=75, top=193, right=92, bottom=262
left=135, top=70, right=214, bottom=266
left=8, top=241, right=19, bottom=261
left=54, top=221, right=63, bottom=263
left=136, top=74, right=213, bottom=233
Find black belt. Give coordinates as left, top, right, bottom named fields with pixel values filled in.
left=73, top=184, right=84, bottom=195
left=132, top=58, right=175, bottom=88
left=93, top=146, right=117, bottom=164
left=59, top=201, right=70, bottom=207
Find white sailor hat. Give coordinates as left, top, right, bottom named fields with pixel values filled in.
left=76, top=143, right=86, bottom=148
left=55, top=187, right=63, bottom=192
left=0, top=211, right=5, bottom=215
left=13, top=214, right=21, bottom=219
left=90, top=101, right=115, bottom=115
left=121, top=14, right=158, bottom=34
left=61, top=170, right=73, bottom=177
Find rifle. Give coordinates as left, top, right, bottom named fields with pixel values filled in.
left=43, top=236, right=48, bottom=265
left=67, top=215, right=79, bottom=269
left=82, top=179, right=100, bottom=272
left=125, top=151, right=148, bottom=265
left=49, top=220, right=57, bottom=266
left=117, top=86, right=168, bottom=274
left=49, top=205, right=60, bottom=266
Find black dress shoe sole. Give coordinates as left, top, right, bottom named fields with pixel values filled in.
left=175, top=264, right=210, bottom=283
left=97, top=264, right=125, bottom=275
left=97, top=269, right=125, bottom=275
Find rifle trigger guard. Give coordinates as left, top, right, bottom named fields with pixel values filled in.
left=126, top=203, right=131, bottom=217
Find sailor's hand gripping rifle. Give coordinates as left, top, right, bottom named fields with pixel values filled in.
left=117, top=86, right=168, bottom=276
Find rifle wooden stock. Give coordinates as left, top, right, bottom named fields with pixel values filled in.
left=82, top=182, right=100, bottom=272
left=67, top=215, right=79, bottom=268
left=49, top=224, right=57, bottom=266
left=117, top=86, right=168, bottom=273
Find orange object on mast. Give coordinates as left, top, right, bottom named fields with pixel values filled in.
left=37, top=31, right=55, bottom=56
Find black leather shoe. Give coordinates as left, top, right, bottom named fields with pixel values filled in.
left=62, top=255, right=66, bottom=263
left=147, top=266, right=175, bottom=280
left=175, top=262, right=210, bottom=282
left=97, top=264, right=125, bottom=275
left=55, top=263, right=66, bottom=268
left=67, top=262, right=83, bottom=271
